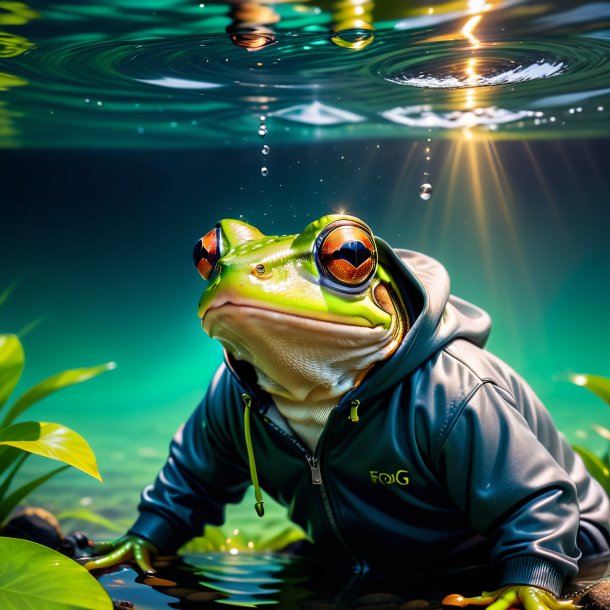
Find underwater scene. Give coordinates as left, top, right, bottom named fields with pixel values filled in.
left=1, top=0, right=610, bottom=608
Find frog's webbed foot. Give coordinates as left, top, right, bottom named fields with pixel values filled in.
left=82, top=535, right=158, bottom=575
left=443, top=586, right=580, bottom=610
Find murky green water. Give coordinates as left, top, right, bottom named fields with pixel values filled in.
left=1, top=0, right=610, bottom=607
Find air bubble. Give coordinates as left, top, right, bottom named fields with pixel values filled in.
left=420, top=183, right=432, bottom=201
left=260, top=115, right=266, bottom=122
left=258, top=126, right=267, bottom=137
left=96, top=101, right=103, bottom=107
left=261, top=167, right=268, bottom=177
left=262, top=145, right=270, bottom=155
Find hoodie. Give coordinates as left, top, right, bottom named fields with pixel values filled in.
left=129, top=241, right=610, bottom=595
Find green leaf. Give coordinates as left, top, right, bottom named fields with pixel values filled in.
left=0, top=537, right=112, bottom=610
left=569, top=374, right=610, bottom=407
left=0, top=334, right=24, bottom=411
left=56, top=508, right=126, bottom=534
left=0, top=464, right=68, bottom=524
left=3, top=361, right=116, bottom=427
left=573, top=445, right=610, bottom=496
left=0, top=421, right=102, bottom=481
left=0, top=451, right=28, bottom=501
left=0, top=445, right=21, bottom=473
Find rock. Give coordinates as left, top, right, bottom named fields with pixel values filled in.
left=112, top=601, right=134, bottom=609
left=58, top=531, right=95, bottom=559
left=2, top=507, right=63, bottom=549
left=143, top=576, right=177, bottom=587
left=574, top=581, right=610, bottom=610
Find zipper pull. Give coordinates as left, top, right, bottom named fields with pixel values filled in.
left=307, top=457, right=322, bottom=485
left=348, top=399, right=360, bottom=423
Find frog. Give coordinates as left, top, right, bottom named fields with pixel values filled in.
left=84, top=214, right=610, bottom=610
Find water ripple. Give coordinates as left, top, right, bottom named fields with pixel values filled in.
left=3, top=11, right=610, bottom=146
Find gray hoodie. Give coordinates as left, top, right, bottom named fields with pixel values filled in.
left=129, top=241, right=610, bottom=594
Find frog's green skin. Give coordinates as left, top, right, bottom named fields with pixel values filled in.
left=197, top=214, right=398, bottom=331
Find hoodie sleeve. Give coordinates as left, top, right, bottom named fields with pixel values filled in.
left=433, top=381, right=580, bottom=595
left=128, top=365, right=251, bottom=553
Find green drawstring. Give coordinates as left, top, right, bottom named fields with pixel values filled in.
left=348, top=399, right=360, bottom=423
left=242, top=393, right=265, bottom=517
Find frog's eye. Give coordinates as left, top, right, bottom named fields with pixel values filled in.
left=193, top=227, right=222, bottom=280
left=317, top=222, right=376, bottom=289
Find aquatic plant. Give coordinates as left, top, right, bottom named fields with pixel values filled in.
left=0, top=332, right=112, bottom=525
left=569, top=374, right=610, bottom=496
left=0, top=288, right=116, bottom=608
left=0, top=537, right=112, bottom=610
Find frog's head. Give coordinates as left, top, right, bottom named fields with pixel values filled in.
left=192, top=214, right=408, bottom=398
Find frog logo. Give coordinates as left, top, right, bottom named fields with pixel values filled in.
left=369, top=469, right=410, bottom=486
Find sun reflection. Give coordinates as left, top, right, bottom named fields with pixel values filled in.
left=408, top=136, right=546, bottom=349
left=459, top=1, right=493, bottom=127
left=461, top=14, right=482, bottom=47
left=468, top=0, right=492, bottom=14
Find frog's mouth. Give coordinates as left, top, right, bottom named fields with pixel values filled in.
left=204, top=302, right=386, bottom=331
left=203, top=303, right=404, bottom=402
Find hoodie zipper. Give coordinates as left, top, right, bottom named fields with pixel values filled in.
left=247, top=394, right=367, bottom=573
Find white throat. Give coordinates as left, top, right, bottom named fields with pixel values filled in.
left=204, top=304, right=399, bottom=450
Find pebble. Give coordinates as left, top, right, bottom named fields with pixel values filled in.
left=143, top=576, right=176, bottom=587
left=575, top=581, right=610, bottom=610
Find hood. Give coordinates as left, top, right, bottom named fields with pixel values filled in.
left=348, top=239, right=492, bottom=404
left=224, top=239, right=491, bottom=407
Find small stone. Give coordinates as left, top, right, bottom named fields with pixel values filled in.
left=574, top=581, right=610, bottom=610
left=400, top=601, right=430, bottom=610
left=112, top=602, right=134, bottom=610
left=3, top=507, right=63, bottom=549
left=143, top=576, right=176, bottom=587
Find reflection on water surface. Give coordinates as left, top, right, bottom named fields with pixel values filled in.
left=0, top=0, right=609, bottom=147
